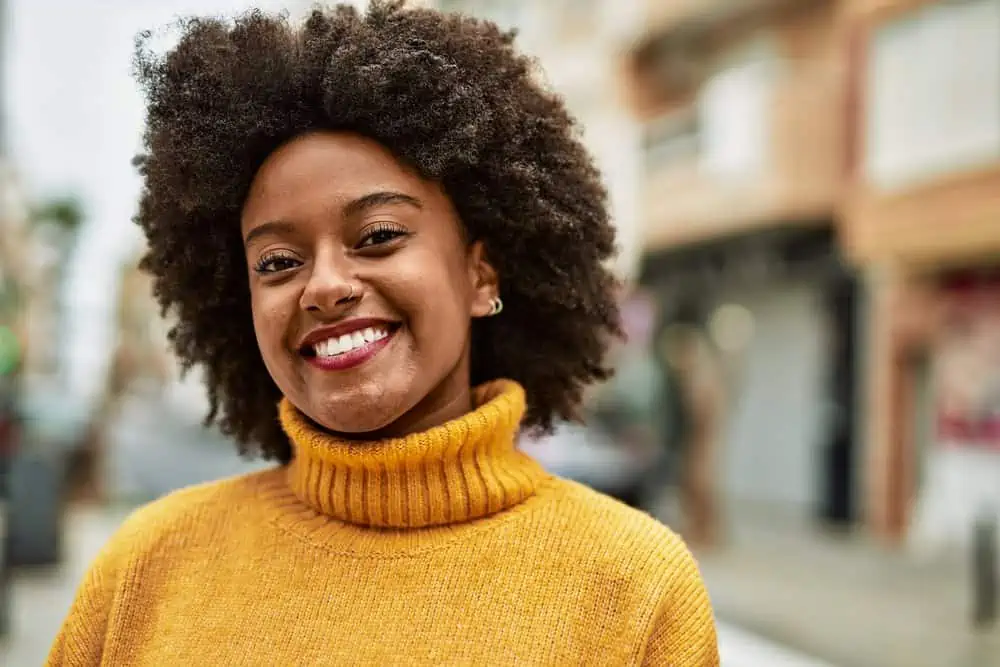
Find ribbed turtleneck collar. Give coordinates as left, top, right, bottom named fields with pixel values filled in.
left=279, top=380, right=548, bottom=529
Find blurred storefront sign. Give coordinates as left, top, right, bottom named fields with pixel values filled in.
left=917, top=271, right=1000, bottom=626
left=911, top=271, right=1000, bottom=564
left=934, top=274, right=1000, bottom=449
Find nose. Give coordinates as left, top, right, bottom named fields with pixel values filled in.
left=299, top=253, right=357, bottom=314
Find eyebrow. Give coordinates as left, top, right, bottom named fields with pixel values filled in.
left=342, top=190, right=423, bottom=218
left=243, top=191, right=423, bottom=248
left=244, top=220, right=297, bottom=249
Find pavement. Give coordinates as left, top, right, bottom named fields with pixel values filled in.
left=1, top=502, right=836, bottom=666
left=693, top=503, right=1000, bottom=667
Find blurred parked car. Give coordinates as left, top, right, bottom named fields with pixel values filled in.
left=0, top=389, right=15, bottom=636
left=0, top=379, right=23, bottom=637
left=5, top=384, right=90, bottom=569
left=520, top=421, right=663, bottom=509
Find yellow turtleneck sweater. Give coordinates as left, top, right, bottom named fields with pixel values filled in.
left=47, top=380, right=718, bottom=666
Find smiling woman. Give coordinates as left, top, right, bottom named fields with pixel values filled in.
left=46, top=2, right=719, bottom=665
left=241, top=132, right=496, bottom=437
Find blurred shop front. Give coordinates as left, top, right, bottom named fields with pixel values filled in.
left=623, top=0, right=856, bottom=528
left=641, top=225, right=860, bottom=526
left=900, top=271, right=1000, bottom=557
left=842, top=0, right=1000, bottom=545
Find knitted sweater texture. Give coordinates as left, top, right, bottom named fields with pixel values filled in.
left=47, top=380, right=719, bottom=666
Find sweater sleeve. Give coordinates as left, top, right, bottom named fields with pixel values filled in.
left=641, top=544, right=720, bottom=666
left=45, top=548, right=119, bottom=667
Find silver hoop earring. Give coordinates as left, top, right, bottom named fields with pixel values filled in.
left=488, top=297, right=503, bottom=316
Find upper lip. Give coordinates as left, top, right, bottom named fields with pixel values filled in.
left=298, top=318, right=398, bottom=350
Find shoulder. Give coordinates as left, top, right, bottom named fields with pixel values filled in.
left=542, top=478, right=709, bottom=599
left=541, top=481, right=718, bottom=662
left=547, top=478, right=685, bottom=549
left=93, top=468, right=281, bottom=570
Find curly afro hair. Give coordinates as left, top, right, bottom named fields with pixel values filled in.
left=133, top=0, right=622, bottom=463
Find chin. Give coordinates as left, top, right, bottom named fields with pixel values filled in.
left=307, top=381, right=413, bottom=437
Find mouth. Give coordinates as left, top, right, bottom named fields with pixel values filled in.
left=299, top=321, right=401, bottom=371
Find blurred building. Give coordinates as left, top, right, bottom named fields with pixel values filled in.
left=104, top=258, right=173, bottom=405
left=623, top=0, right=1000, bottom=550
left=0, top=166, right=78, bottom=384
left=0, top=164, right=34, bottom=365
left=841, top=0, right=1000, bottom=545
left=624, top=0, right=858, bottom=527
left=110, top=256, right=216, bottom=424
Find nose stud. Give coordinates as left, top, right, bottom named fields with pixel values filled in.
left=335, top=284, right=357, bottom=306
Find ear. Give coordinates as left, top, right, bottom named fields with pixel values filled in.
left=467, top=240, right=499, bottom=319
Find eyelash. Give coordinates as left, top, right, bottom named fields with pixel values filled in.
left=253, top=251, right=301, bottom=275
left=357, top=222, right=408, bottom=248
left=252, top=223, right=407, bottom=274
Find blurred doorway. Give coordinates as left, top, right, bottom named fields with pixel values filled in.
left=819, top=275, right=859, bottom=525
left=643, top=227, right=859, bottom=527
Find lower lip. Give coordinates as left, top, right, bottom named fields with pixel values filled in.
left=304, top=330, right=396, bottom=372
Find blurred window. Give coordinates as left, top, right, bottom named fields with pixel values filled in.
left=865, top=0, right=1000, bottom=190
left=698, top=35, right=782, bottom=180
left=643, top=109, right=701, bottom=168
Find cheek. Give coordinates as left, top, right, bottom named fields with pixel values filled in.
left=385, top=252, right=473, bottom=352
left=250, top=285, right=296, bottom=362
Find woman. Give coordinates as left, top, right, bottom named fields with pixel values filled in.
left=48, top=3, right=718, bottom=664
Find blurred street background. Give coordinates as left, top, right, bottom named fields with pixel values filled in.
left=2, top=0, right=1000, bottom=665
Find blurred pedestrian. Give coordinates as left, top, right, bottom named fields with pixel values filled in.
left=658, top=320, right=726, bottom=550
left=46, top=4, right=719, bottom=666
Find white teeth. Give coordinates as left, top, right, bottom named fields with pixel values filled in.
left=313, top=326, right=391, bottom=357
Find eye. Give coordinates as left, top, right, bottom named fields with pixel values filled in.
left=253, top=251, right=302, bottom=275
left=357, top=222, right=408, bottom=249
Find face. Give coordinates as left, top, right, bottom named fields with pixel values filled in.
left=241, top=131, right=498, bottom=437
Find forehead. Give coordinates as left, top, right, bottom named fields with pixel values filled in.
left=242, top=131, right=428, bottom=226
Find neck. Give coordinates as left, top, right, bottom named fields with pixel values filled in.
left=279, top=379, right=549, bottom=529
left=363, top=381, right=473, bottom=441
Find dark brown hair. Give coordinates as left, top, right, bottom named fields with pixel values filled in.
left=133, top=1, right=622, bottom=462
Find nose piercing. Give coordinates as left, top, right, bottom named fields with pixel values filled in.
left=347, top=284, right=355, bottom=301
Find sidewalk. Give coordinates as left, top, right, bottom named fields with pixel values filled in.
left=694, top=506, right=1000, bottom=667
left=0, top=504, right=132, bottom=666
left=718, top=624, right=837, bottom=667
